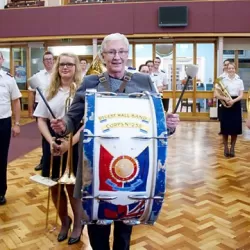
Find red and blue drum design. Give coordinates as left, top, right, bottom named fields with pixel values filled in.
left=82, top=90, right=168, bottom=225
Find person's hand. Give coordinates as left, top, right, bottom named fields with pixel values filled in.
left=226, top=99, right=235, bottom=106
left=246, top=117, right=250, bottom=129
left=12, top=125, right=20, bottom=137
left=57, top=138, right=69, bottom=156
left=166, top=113, right=179, bottom=130
left=50, top=137, right=61, bottom=156
left=50, top=119, right=66, bottom=134
left=28, top=109, right=34, bottom=119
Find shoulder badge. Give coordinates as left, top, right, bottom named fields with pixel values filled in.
left=128, top=66, right=136, bottom=70
left=6, top=72, right=13, bottom=77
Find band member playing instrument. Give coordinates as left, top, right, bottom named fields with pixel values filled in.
left=50, top=33, right=179, bottom=250
left=214, top=62, right=244, bottom=157
left=33, top=53, right=84, bottom=245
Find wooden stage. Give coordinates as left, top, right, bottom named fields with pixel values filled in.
left=0, top=121, right=249, bottom=250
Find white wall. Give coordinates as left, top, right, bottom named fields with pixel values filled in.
left=0, top=0, right=8, bottom=9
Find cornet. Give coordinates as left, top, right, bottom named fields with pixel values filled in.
left=214, top=77, right=233, bottom=108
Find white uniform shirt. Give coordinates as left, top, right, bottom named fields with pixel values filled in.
left=151, top=70, right=168, bottom=89
left=33, top=88, right=72, bottom=120
left=222, top=75, right=244, bottom=96
left=0, top=69, right=22, bottom=119
left=28, top=69, right=51, bottom=103
left=219, top=72, right=240, bottom=79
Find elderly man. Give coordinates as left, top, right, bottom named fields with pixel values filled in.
left=51, top=33, right=179, bottom=250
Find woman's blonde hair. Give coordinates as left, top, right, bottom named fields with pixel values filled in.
left=47, top=52, right=82, bottom=100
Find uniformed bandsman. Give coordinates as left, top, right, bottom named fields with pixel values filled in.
left=0, top=51, right=21, bottom=205
left=28, top=51, right=54, bottom=171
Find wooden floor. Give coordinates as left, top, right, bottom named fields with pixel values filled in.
left=0, top=121, right=250, bottom=250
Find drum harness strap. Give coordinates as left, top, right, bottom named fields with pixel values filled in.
left=98, top=71, right=133, bottom=93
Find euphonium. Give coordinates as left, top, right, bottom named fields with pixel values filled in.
left=86, top=54, right=106, bottom=75
left=57, top=90, right=76, bottom=185
left=247, top=88, right=250, bottom=113
left=214, top=77, right=233, bottom=108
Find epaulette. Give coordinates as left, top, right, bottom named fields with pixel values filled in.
left=128, top=66, right=136, bottom=70
left=6, top=72, right=13, bottom=77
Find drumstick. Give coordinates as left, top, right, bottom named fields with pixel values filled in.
left=36, top=87, right=56, bottom=119
left=28, top=75, right=56, bottom=119
left=173, top=76, right=191, bottom=114
left=173, top=64, right=199, bottom=114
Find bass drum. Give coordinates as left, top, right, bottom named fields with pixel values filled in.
left=81, top=90, right=168, bottom=226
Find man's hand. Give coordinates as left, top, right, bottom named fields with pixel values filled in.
left=50, top=137, right=61, bottom=156
left=12, top=125, right=20, bottom=137
left=28, top=109, right=34, bottom=119
left=50, top=119, right=66, bottom=134
left=166, top=113, right=179, bottom=130
left=246, top=117, right=250, bottom=129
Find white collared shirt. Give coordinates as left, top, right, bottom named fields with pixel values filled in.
left=151, top=70, right=168, bottom=88
left=33, top=87, right=73, bottom=120
left=222, top=75, right=244, bottom=96
left=219, top=72, right=240, bottom=79
left=28, top=69, right=51, bottom=103
left=0, top=69, right=22, bottom=119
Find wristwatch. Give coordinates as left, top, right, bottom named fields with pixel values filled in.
left=15, top=122, right=20, bottom=126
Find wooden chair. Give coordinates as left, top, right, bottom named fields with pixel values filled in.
left=180, top=99, right=201, bottom=113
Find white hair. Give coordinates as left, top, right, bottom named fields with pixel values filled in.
left=100, top=33, right=129, bottom=53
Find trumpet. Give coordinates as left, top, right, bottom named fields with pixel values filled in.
left=214, top=77, right=233, bottom=108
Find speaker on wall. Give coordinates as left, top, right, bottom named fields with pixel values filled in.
left=158, top=6, right=188, bottom=27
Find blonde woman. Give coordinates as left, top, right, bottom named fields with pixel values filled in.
left=214, top=62, right=244, bottom=157
left=34, top=53, right=84, bottom=245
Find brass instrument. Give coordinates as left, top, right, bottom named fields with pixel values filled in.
left=247, top=88, right=250, bottom=113
left=214, top=77, right=233, bottom=108
left=57, top=92, right=76, bottom=185
left=86, top=54, right=106, bottom=75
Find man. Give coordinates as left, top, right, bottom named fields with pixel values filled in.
left=152, top=57, right=168, bottom=91
left=28, top=51, right=54, bottom=171
left=0, top=51, right=21, bottom=205
left=80, top=58, right=88, bottom=78
left=50, top=33, right=179, bottom=250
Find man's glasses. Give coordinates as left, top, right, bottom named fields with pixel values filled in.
left=59, top=63, right=75, bottom=68
left=103, top=50, right=128, bottom=58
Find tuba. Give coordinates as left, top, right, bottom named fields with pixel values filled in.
left=86, top=54, right=106, bottom=75
left=214, top=77, right=233, bottom=108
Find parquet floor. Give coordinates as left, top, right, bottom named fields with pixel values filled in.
left=0, top=121, right=250, bottom=250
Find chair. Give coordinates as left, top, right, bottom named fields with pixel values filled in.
left=180, top=99, right=201, bottom=112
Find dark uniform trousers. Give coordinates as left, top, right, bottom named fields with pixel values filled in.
left=0, top=117, right=12, bottom=196
left=34, top=102, right=44, bottom=165
left=88, top=221, right=133, bottom=250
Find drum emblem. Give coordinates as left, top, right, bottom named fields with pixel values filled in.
left=110, top=156, right=139, bottom=182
